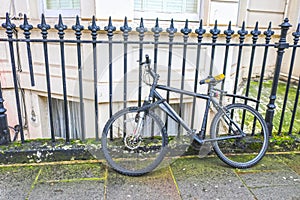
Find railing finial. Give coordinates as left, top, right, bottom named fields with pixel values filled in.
left=72, top=15, right=84, bottom=38
left=120, top=16, right=132, bottom=33
left=181, top=19, right=191, bottom=35
left=152, top=18, right=162, bottom=34
left=55, top=14, right=67, bottom=38
left=136, top=18, right=147, bottom=33
left=166, top=18, right=177, bottom=34
left=104, top=16, right=116, bottom=37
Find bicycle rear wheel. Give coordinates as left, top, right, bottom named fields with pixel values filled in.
left=102, top=107, right=168, bottom=176
left=210, top=103, right=268, bottom=168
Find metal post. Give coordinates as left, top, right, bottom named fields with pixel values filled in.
left=0, top=82, right=11, bottom=145
left=265, top=18, right=291, bottom=136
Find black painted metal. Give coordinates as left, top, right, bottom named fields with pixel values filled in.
left=20, top=14, right=35, bottom=87
left=178, top=20, right=191, bottom=136
left=2, top=13, right=25, bottom=143
left=265, top=18, right=291, bottom=135
left=88, top=16, right=100, bottom=140
left=289, top=76, right=300, bottom=134
left=72, top=16, right=85, bottom=140
left=191, top=20, right=205, bottom=129
left=233, top=22, right=248, bottom=104
left=0, top=81, right=11, bottom=145
left=209, top=20, right=220, bottom=76
left=37, top=14, right=55, bottom=142
left=38, top=14, right=55, bottom=142
left=152, top=18, right=162, bottom=73
left=136, top=18, right=147, bottom=107
left=1, top=14, right=300, bottom=146
left=166, top=19, right=177, bottom=103
left=55, top=15, right=70, bottom=143
left=257, top=22, right=274, bottom=111
left=120, top=17, right=132, bottom=109
left=241, top=22, right=261, bottom=129
left=278, top=23, right=300, bottom=135
left=104, top=17, right=116, bottom=140
left=221, top=21, right=234, bottom=91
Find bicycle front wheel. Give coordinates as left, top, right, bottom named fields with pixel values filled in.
left=102, top=107, right=168, bottom=176
left=210, top=103, right=268, bottom=168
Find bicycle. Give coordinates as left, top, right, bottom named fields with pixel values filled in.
left=102, top=55, right=269, bottom=176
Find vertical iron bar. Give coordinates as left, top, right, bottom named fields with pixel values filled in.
left=120, top=17, right=132, bottom=138
left=178, top=20, right=191, bottom=136
left=38, top=14, right=55, bottom=142
left=288, top=76, right=300, bottom=135
left=251, top=22, right=274, bottom=135
left=136, top=18, right=147, bottom=107
left=244, top=22, right=260, bottom=101
left=233, top=22, right=248, bottom=103
left=256, top=22, right=274, bottom=110
left=165, top=19, right=177, bottom=130
left=209, top=20, right=220, bottom=76
left=191, top=20, right=205, bottom=129
left=265, top=18, right=291, bottom=135
left=88, top=16, right=100, bottom=140
left=120, top=17, right=132, bottom=109
left=278, top=23, right=300, bottom=135
left=151, top=18, right=162, bottom=137
left=72, top=16, right=85, bottom=140
left=166, top=19, right=177, bottom=102
left=221, top=21, right=234, bottom=94
left=0, top=81, right=11, bottom=144
left=151, top=18, right=162, bottom=73
left=104, top=17, right=116, bottom=140
left=20, top=14, right=34, bottom=86
left=55, top=15, right=69, bottom=143
left=241, top=22, right=260, bottom=129
left=2, top=13, right=25, bottom=142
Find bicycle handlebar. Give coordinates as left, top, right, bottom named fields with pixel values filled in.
left=142, top=54, right=225, bottom=86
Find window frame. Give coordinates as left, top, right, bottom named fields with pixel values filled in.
left=133, top=0, right=202, bottom=21
left=40, top=0, right=80, bottom=17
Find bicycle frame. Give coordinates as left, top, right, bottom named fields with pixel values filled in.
left=140, top=79, right=246, bottom=144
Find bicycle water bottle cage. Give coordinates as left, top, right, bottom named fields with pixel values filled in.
left=199, top=74, right=225, bottom=85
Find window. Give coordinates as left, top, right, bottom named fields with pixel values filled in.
left=52, top=98, right=83, bottom=139
left=209, top=0, right=239, bottom=25
left=42, top=0, right=80, bottom=17
left=134, top=0, right=200, bottom=21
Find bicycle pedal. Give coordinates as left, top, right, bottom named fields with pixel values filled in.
left=198, top=143, right=212, bottom=158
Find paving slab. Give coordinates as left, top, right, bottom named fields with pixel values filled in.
left=106, top=166, right=181, bottom=200
left=171, top=156, right=254, bottom=200
left=28, top=180, right=105, bottom=200
left=277, top=154, right=300, bottom=174
left=236, top=155, right=300, bottom=188
left=0, top=166, right=41, bottom=200
left=37, top=163, right=105, bottom=182
left=250, top=184, right=300, bottom=200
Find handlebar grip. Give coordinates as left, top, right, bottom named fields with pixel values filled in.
left=145, top=54, right=150, bottom=64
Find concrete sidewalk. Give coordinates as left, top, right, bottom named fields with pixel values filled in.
left=0, top=153, right=299, bottom=200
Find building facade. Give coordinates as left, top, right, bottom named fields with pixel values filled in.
left=0, top=0, right=300, bottom=140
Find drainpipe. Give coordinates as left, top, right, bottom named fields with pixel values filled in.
left=0, top=81, right=11, bottom=145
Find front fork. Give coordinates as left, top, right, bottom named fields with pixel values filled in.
left=134, top=111, right=145, bottom=136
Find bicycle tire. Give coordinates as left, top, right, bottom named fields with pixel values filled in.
left=210, top=103, right=268, bottom=168
left=102, top=106, right=168, bottom=176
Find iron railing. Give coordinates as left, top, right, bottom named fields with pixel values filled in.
left=0, top=13, right=300, bottom=144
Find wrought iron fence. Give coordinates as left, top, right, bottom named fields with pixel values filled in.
left=0, top=13, right=299, bottom=144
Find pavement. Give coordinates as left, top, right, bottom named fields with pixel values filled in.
left=0, top=153, right=299, bottom=200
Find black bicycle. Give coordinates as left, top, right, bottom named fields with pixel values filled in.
left=102, top=55, right=269, bottom=176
